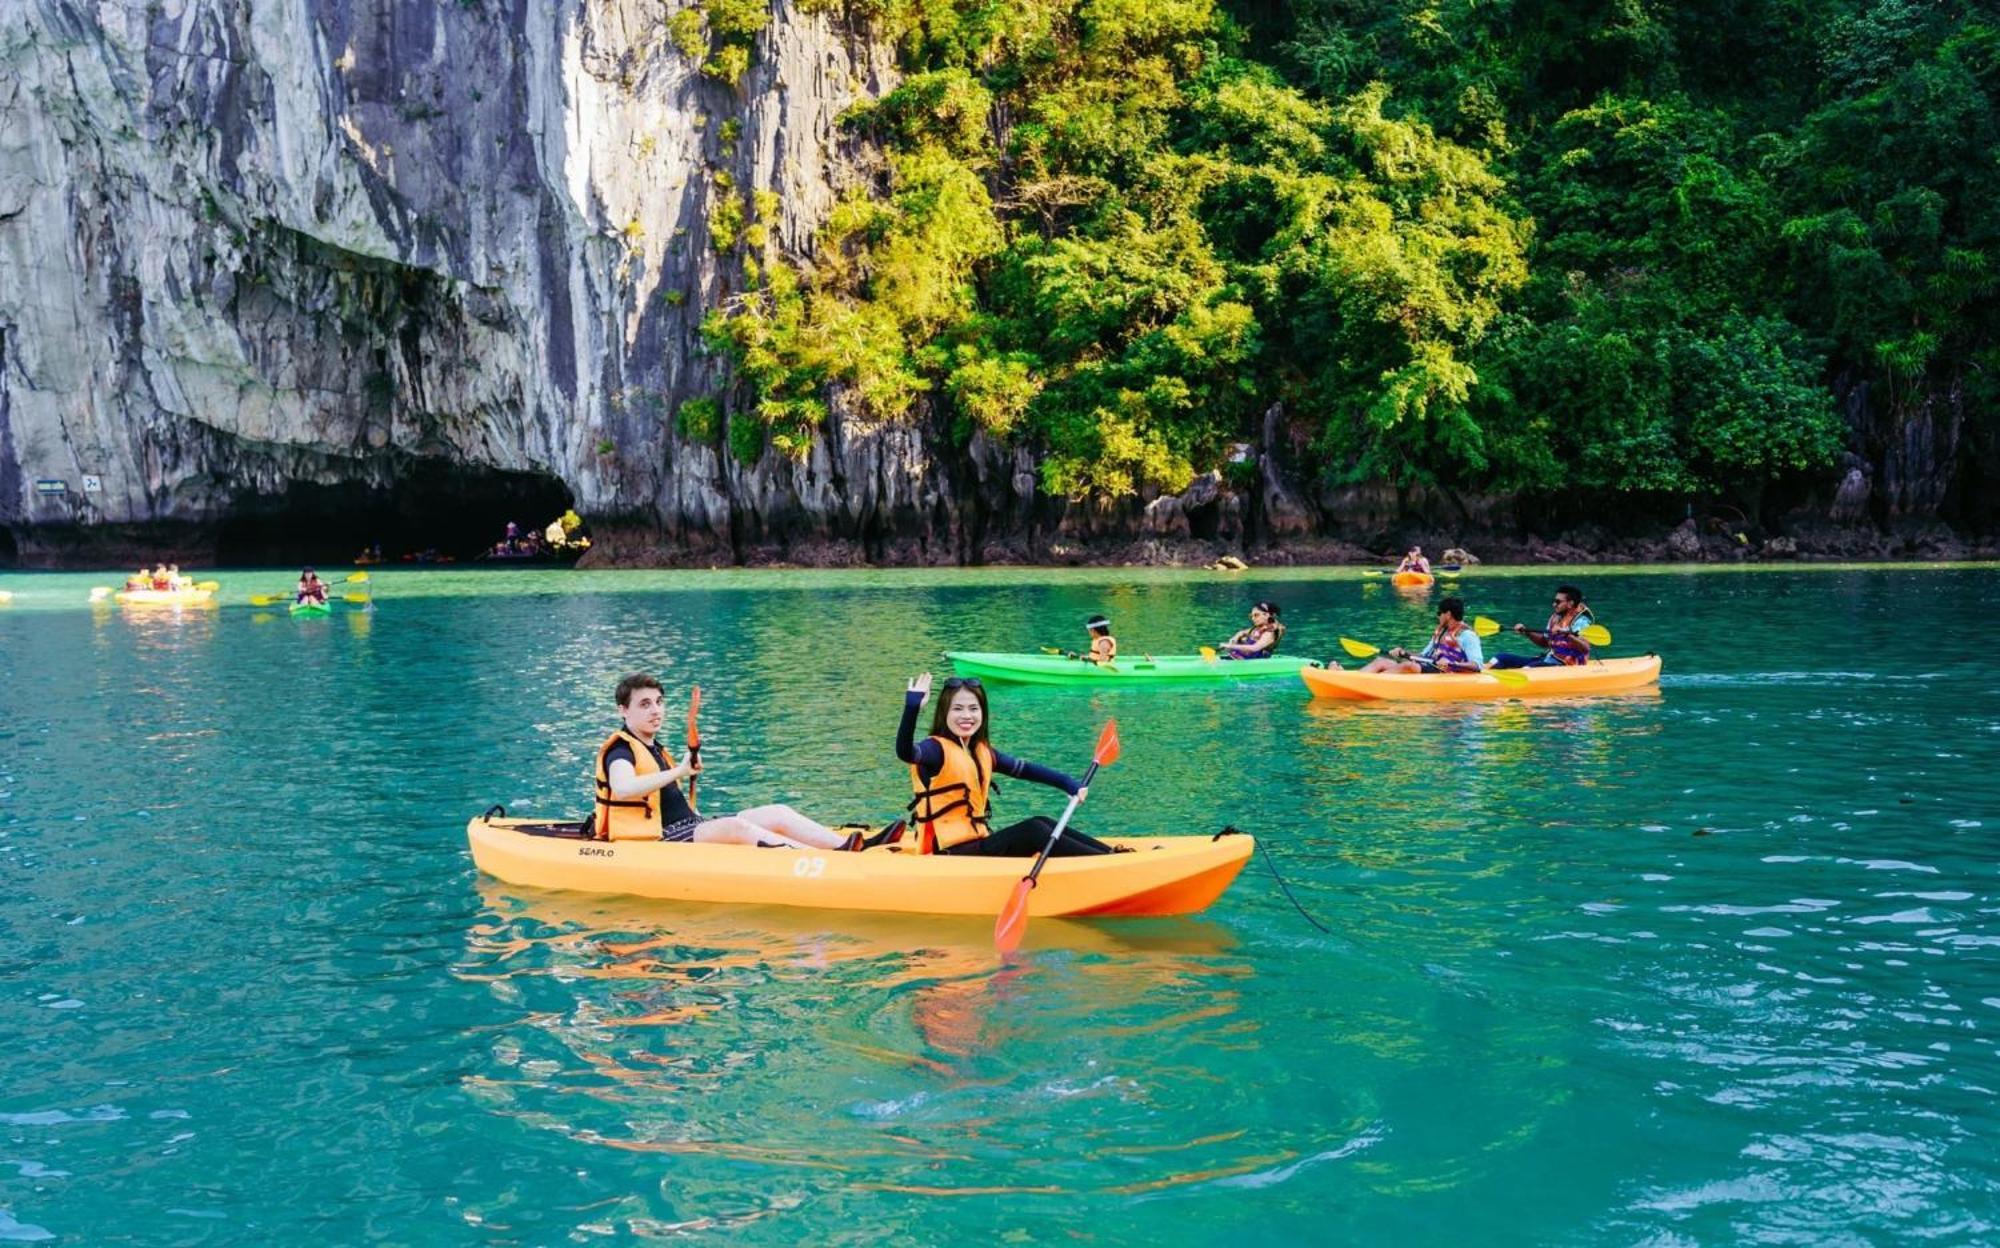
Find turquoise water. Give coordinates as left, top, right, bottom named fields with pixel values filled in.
left=1, top=565, right=1995, bottom=1244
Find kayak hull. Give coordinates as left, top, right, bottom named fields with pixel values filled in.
left=947, top=651, right=1311, bottom=685
left=114, top=588, right=216, bottom=608
left=467, top=816, right=1253, bottom=918
left=1303, top=654, right=1663, bottom=701
left=289, top=601, right=331, bottom=617
left=1390, top=571, right=1435, bottom=588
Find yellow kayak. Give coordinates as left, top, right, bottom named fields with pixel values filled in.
left=1302, top=654, right=1663, bottom=701
left=467, top=814, right=1254, bottom=918
left=113, top=587, right=217, bottom=608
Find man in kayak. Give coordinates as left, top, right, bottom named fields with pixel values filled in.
left=1396, top=546, right=1431, bottom=575
left=296, top=568, right=329, bottom=606
left=1491, top=585, right=1594, bottom=669
left=1356, top=596, right=1484, bottom=674
left=596, top=674, right=860, bottom=850
left=1219, top=601, right=1285, bottom=659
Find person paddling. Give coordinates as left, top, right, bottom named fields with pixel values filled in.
left=1219, top=601, right=1285, bottom=659
left=1354, top=596, right=1484, bottom=674
left=1396, top=546, right=1432, bottom=575
left=596, top=673, right=860, bottom=850
left=296, top=567, right=328, bottom=606
left=1080, top=615, right=1117, bottom=665
left=898, top=672, right=1119, bottom=857
left=1492, top=585, right=1595, bottom=669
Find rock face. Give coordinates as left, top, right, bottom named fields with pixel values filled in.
left=0, top=0, right=939, bottom=563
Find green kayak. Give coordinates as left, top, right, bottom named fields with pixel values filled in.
left=289, top=600, right=331, bottom=617
left=946, top=651, right=1312, bottom=685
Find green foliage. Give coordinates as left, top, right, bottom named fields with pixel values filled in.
left=677, top=395, right=722, bottom=441
left=694, top=0, right=1994, bottom=518
left=707, top=172, right=744, bottom=251
left=667, top=8, right=707, bottom=60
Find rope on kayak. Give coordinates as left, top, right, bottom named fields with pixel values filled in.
left=1216, top=826, right=1333, bottom=935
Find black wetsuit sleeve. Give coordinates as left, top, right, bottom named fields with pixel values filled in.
left=605, top=741, right=634, bottom=769
left=897, top=692, right=943, bottom=781
left=991, top=750, right=1081, bottom=796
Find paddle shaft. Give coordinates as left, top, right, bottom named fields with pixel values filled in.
left=1020, top=759, right=1101, bottom=889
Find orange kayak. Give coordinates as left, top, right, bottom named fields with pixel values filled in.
left=466, top=815, right=1254, bottom=918
left=1390, top=571, right=1435, bottom=588
left=1302, top=654, right=1663, bottom=701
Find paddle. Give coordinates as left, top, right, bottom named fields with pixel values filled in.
left=1039, top=645, right=1118, bottom=672
left=1333, top=636, right=1528, bottom=686
left=1199, top=646, right=1218, bottom=662
left=995, top=719, right=1120, bottom=956
left=684, top=684, right=702, bottom=809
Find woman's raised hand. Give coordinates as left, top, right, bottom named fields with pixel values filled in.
left=908, top=672, right=933, bottom=700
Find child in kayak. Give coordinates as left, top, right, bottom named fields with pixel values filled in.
left=1354, top=597, right=1484, bottom=674
left=898, top=672, right=1120, bottom=857
left=1396, top=546, right=1432, bottom=575
left=596, top=673, right=860, bottom=850
left=1081, top=615, right=1117, bottom=664
left=296, top=568, right=328, bottom=606
left=1491, top=585, right=1594, bottom=669
left=1219, top=601, right=1285, bottom=659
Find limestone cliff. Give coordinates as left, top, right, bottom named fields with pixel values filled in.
left=0, top=0, right=1023, bottom=564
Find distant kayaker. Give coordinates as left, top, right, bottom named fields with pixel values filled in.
left=1396, top=546, right=1432, bottom=575
left=1492, top=585, right=1593, bottom=669
left=899, top=672, right=1120, bottom=857
left=150, top=563, right=171, bottom=590
left=1083, top=615, right=1117, bottom=665
left=596, top=673, right=860, bottom=850
left=1354, top=596, right=1484, bottom=674
left=1219, top=601, right=1285, bottom=659
left=296, top=568, right=328, bottom=605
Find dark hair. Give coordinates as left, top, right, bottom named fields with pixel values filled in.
left=1556, top=584, right=1583, bottom=604
left=930, top=678, right=992, bottom=749
left=1254, top=600, right=1280, bottom=616
left=615, top=672, right=663, bottom=707
left=1086, top=615, right=1111, bottom=635
left=1439, top=596, right=1466, bottom=621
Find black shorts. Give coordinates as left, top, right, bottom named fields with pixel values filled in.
left=661, top=816, right=702, bottom=843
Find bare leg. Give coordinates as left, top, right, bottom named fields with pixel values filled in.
left=733, top=804, right=849, bottom=850
left=692, top=817, right=828, bottom=851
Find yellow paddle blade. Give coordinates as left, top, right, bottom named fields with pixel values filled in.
left=1199, top=646, right=1218, bottom=662
left=342, top=593, right=370, bottom=604
left=1580, top=624, right=1612, bottom=646
left=1041, top=646, right=1063, bottom=655
left=249, top=594, right=285, bottom=606
left=1338, top=637, right=1379, bottom=659
left=195, top=581, right=220, bottom=592
left=346, top=571, right=370, bottom=583
left=1472, top=616, right=1501, bottom=637
left=1487, top=668, right=1530, bottom=687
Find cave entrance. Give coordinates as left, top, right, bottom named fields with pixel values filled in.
left=214, top=462, right=577, bottom=566
left=0, top=525, right=17, bottom=568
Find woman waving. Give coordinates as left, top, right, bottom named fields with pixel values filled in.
left=897, top=673, right=1119, bottom=857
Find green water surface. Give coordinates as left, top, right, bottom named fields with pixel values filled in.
left=1, top=565, right=1994, bottom=1244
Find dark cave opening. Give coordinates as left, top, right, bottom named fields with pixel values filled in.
left=214, top=461, right=578, bottom=565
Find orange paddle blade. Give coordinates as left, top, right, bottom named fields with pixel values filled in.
left=1094, top=719, right=1121, bottom=768
left=994, top=878, right=1033, bottom=955
left=686, top=685, right=702, bottom=750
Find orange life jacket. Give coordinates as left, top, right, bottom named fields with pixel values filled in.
left=908, top=735, right=994, bottom=853
left=593, top=729, right=678, bottom=841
